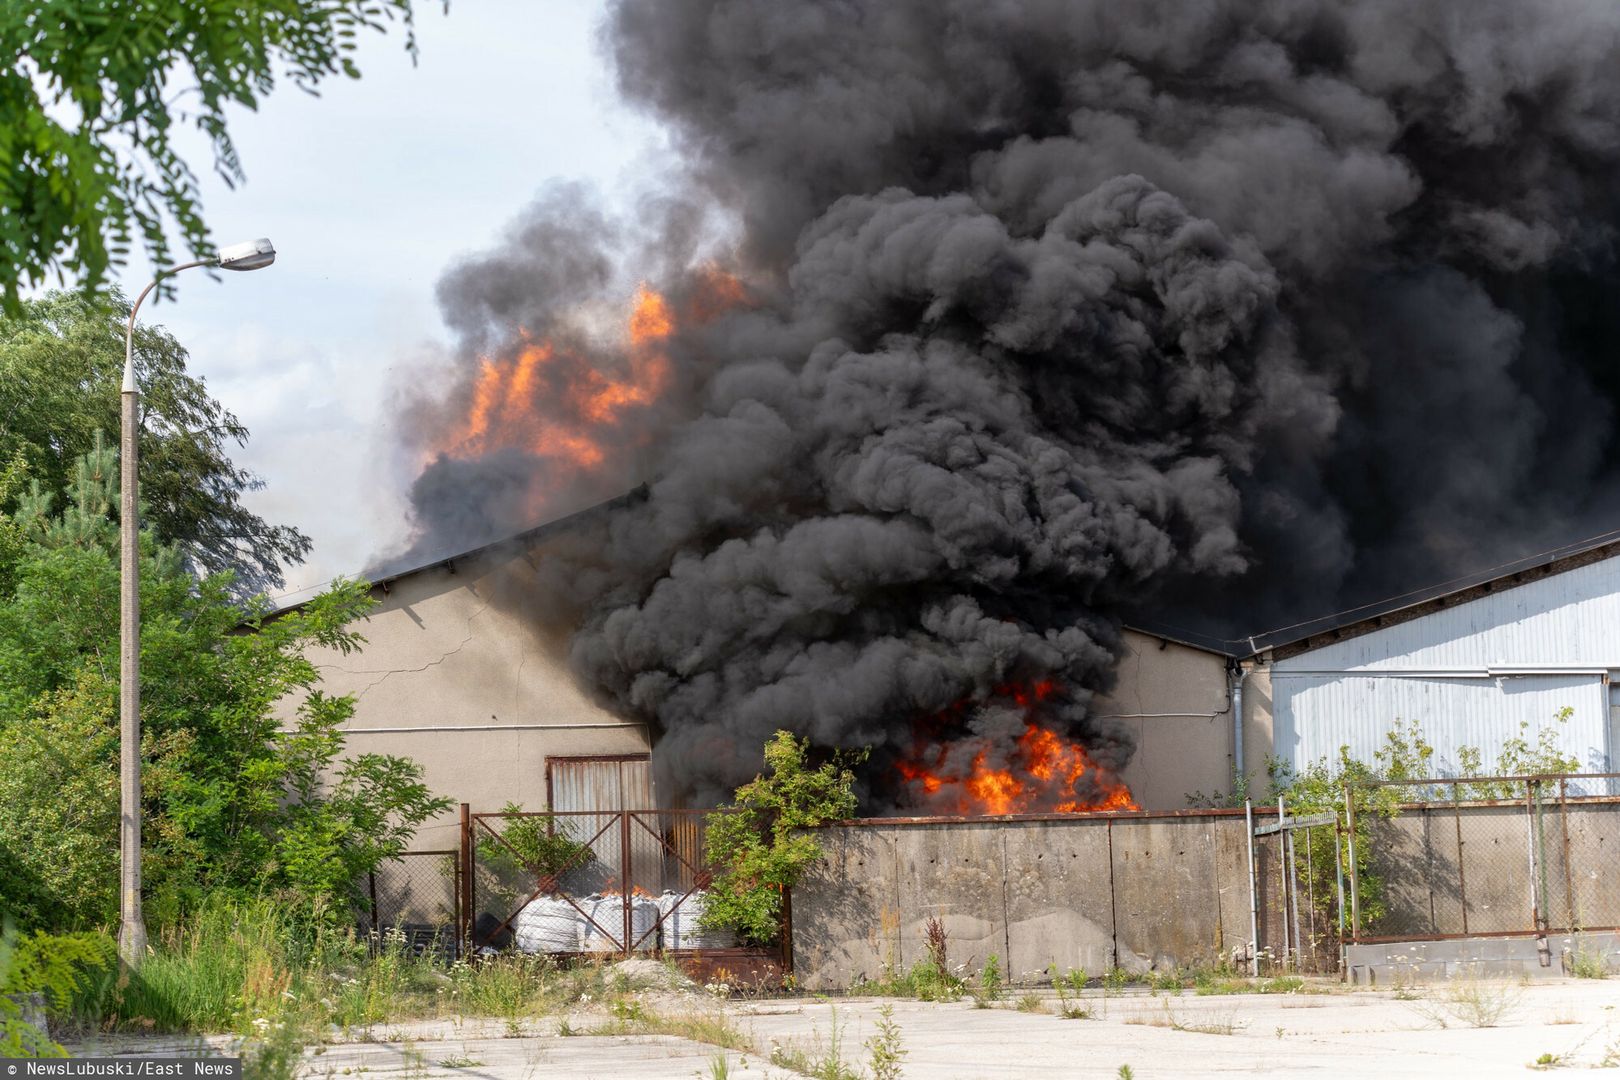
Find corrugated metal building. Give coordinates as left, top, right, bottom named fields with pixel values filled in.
left=1245, top=540, right=1620, bottom=788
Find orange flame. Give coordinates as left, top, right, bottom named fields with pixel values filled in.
left=429, top=269, right=751, bottom=487
left=896, top=681, right=1139, bottom=815
left=435, top=284, right=677, bottom=471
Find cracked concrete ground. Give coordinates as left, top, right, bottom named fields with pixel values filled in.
left=67, top=979, right=1620, bottom=1079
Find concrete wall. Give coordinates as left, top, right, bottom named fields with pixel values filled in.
left=789, top=798, right=1620, bottom=989
left=1102, top=631, right=1233, bottom=810
left=791, top=810, right=1289, bottom=989
left=276, top=540, right=650, bottom=849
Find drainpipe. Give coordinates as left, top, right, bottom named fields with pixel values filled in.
left=1231, top=664, right=1246, bottom=792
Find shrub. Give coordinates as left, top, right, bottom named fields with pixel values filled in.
left=702, top=731, right=863, bottom=945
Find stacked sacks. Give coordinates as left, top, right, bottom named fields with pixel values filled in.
left=579, top=894, right=660, bottom=953
left=656, top=890, right=737, bottom=950
left=512, top=896, right=584, bottom=954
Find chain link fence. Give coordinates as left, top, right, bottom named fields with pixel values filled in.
left=363, top=849, right=461, bottom=959
left=1345, top=773, right=1620, bottom=945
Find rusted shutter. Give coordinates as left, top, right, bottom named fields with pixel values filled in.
left=546, top=755, right=659, bottom=892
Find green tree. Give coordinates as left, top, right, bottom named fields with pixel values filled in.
left=702, top=731, right=864, bottom=946
left=0, top=0, right=433, bottom=310
left=0, top=291, right=310, bottom=590
left=0, top=449, right=449, bottom=931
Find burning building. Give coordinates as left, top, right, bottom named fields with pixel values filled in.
left=278, top=503, right=1238, bottom=844
left=324, top=0, right=1620, bottom=825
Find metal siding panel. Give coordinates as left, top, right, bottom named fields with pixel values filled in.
left=1274, top=672, right=1608, bottom=777
left=548, top=757, right=655, bottom=892
left=1274, top=554, right=1620, bottom=672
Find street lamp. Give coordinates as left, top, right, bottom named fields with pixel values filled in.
left=118, top=238, right=276, bottom=967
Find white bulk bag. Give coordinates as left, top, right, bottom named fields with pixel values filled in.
left=512, top=896, right=583, bottom=954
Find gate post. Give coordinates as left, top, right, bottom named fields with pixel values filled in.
left=459, top=802, right=472, bottom=956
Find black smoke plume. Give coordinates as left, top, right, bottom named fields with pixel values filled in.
left=398, top=1, right=1620, bottom=807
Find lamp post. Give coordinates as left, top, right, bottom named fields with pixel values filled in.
left=118, top=238, right=277, bottom=967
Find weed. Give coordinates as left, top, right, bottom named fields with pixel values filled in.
left=436, top=1056, right=483, bottom=1070
left=1149, top=970, right=1185, bottom=995
left=1126, top=1001, right=1246, bottom=1036
left=970, top=954, right=1004, bottom=1008
left=1049, top=966, right=1090, bottom=1020
left=707, top=1055, right=731, bottom=1080
left=1118, top=1068, right=1134, bottom=1080
left=769, top=1008, right=859, bottom=1080
left=1104, top=967, right=1132, bottom=992
left=1260, top=976, right=1304, bottom=994
left=1533, top=1051, right=1564, bottom=1069
left=557, top=1019, right=578, bottom=1037
left=923, top=916, right=949, bottom=972
left=1015, top=993, right=1046, bottom=1014
left=1411, top=976, right=1521, bottom=1029
left=1568, top=945, right=1610, bottom=980
left=866, top=1003, right=906, bottom=1080
left=241, top=1019, right=306, bottom=1080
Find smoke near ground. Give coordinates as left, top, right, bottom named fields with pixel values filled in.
left=397, top=1, right=1620, bottom=804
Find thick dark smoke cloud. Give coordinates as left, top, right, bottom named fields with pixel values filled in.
left=401, top=0, right=1620, bottom=805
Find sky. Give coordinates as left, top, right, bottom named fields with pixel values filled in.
left=116, top=1, right=670, bottom=602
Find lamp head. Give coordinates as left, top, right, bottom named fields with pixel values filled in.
left=217, top=238, right=276, bottom=271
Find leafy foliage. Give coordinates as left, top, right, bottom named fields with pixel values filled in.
left=0, top=448, right=448, bottom=930
left=1455, top=707, right=1583, bottom=800
left=0, top=1, right=431, bottom=310
left=478, top=803, right=594, bottom=882
left=1267, top=712, right=1583, bottom=940
left=0, top=291, right=311, bottom=590
left=0, top=921, right=69, bottom=1057
left=702, top=731, right=863, bottom=945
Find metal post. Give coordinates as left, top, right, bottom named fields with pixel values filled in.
left=1244, top=798, right=1260, bottom=976
left=1277, top=796, right=1291, bottom=971
left=1525, top=779, right=1551, bottom=967
left=1453, top=783, right=1469, bottom=935
left=459, top=803, right=473, bottom=956
left=1559, top=778, right=1574, bottom=933
left=621, top=811, right=632, bottom=957
left=116, top=259, right=216, bottom=969
left=1305, top=826, right=1317, bottom=960
left=1334, top=819, right=1346, bottom=976
left=1288, top=829, right=1304, bottom=971
left=1344, top=786, right=1360, bottom=940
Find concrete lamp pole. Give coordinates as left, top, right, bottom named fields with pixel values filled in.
left=118, top=238, right=277, bottom=968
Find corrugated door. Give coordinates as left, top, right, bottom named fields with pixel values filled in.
left=546, top=756, right=660, bottom=892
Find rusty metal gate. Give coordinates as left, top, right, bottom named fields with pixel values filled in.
left=458, top=804, right=790, bottom=981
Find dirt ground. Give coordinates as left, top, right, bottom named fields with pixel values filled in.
left=66, top=978, right=1620, bottom=1079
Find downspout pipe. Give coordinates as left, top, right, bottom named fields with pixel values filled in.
left=1231, top=663, right=1246, bottom=793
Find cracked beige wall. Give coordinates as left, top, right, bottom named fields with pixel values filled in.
left=1101, top=630, right=1233, bottom=810
left=277, top=541, right=649, bottom=850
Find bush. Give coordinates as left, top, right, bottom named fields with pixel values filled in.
left=702, top=731, right=863, bottom=945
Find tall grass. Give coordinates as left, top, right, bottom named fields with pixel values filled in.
left=28, top=895, right=641, bottom=1040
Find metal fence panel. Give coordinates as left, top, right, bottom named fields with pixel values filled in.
left=365, top=849, right=460, bottom=958
left=1347, top=773, right=1620, bottom=944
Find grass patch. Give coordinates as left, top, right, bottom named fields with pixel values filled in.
left=1568, top=945, right=1610, bottom=980
left=1410, top=976, right=1522, bottom=1029
left=1015, top=993, right=1046, bottom=1014
left=591, top=1006, right=753, bottom=1053
left=1125, top=1001, right=1246, bottom=1036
